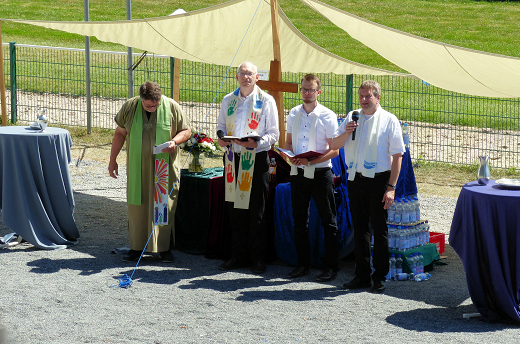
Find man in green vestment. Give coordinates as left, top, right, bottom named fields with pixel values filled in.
left=109, top=81, right=191, bottom=262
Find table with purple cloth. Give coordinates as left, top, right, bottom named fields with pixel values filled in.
left=450, top=180, right=520, bottom=323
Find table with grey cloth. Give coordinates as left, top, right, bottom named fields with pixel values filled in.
left=0, top=126, right=79, bottom=249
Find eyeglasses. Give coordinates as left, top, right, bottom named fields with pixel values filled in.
left=359, top=94, right=374, bottom=100
left=300, top=88, right=318, bottom=94
left=141, top=99, right=161, bottom=110
left=237, top=72, right=256, bottom=77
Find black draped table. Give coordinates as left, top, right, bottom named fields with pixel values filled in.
left=0, top=126, right=79, bottom=249
left=450, top=180, right=520, bottom=323
left=175, top=167, right=230, bottom=257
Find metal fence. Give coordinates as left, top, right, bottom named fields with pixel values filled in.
left=2, top=43, right=520, bottom=168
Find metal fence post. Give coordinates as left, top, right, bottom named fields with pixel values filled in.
left=170, top=57, right=174, bottom=99
left=9, top=42, right=16, bottom=123
left=85, top=0, right=92, bottom=134
left=346, top=74, right=353, bottom=114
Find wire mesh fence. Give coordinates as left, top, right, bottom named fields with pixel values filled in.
left=2, top=43, right=519, bottom=168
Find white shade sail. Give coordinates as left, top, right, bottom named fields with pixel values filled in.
left=2, top=0, right=407, bottom=77
left=302, top=0, right=520, bottom=98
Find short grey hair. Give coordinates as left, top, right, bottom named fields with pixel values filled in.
left=359, top=80, right=381, bottom=98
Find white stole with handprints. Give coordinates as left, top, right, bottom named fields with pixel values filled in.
left=224, top=86, right=264, bottom=209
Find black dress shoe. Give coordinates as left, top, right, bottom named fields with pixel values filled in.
left=219, top=258, right=247, bottom=271
left=372, top=279, right=386, bottom=293
left=342, top=276, right=372, bottom=290
left=315, top=269, right=337, bottom=282
left=251, top=261, right=266, bottom=274
left=122, top=249, right=141, bottom=262
left=287, top=265, right=311, bottom=279
left=159, top=250, right=174, bottom=263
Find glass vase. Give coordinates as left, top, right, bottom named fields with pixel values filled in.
left=476, top=156, right=490, bottom=185
left=188, top=151, right=204, bottom=173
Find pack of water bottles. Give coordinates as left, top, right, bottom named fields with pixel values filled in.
left=387, top=221, right=431, bottom=251
left=385, top=253, right=432, bottom=282
left=387, top=196, right=421, bottom=224
left=370, top=220, right=431, bottom=250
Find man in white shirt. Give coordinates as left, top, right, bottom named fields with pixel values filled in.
left=284, top=74, right=340, bottom=282
left=216, top=62, right=279, bottom=274
left=332, top=80, right=404, bottom=292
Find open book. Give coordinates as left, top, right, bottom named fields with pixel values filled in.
left=220, top=134, right=261, bottom=142
left=275, top=147, right=324, bottom=160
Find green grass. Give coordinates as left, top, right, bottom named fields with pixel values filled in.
left=2, top=0, right=520, bottom=70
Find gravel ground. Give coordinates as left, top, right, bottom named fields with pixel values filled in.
left=0, top=160, right=518, bottom=344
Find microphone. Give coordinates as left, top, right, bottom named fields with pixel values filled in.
left=351, top=111, right=360, bottom=140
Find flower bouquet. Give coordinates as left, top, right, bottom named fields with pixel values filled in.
left=180, top=130, right=220, bottom=172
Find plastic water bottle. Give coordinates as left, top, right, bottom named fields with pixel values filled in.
left=417, top=252, right=424, bottom=274
left=424, top=221, right=431, bottom=245
left=408, top=225, right=415, bottom=248
left=387, top=201, right=396, bottom=223
left=402, top=122, right=409, bottom=148
left=394, top=198, right=402, bottom=224
left=408, top=197, right=417, bottom=223
left=398, top=226, right=406, bottom=250
left=414, top=272, right=431, bottom=282
left=396, top=226, right=403, bottom=250
left=404, top=226, right=412, bottom=250
left=269, top=158, right=277, bottom=182
left=415, top=224, right=423, bottom=247
left=389, top=254, right=396, bottom=280
left=385, top=271, right=392, bottom=281
left=408, top=254, right=417, bottom=274
left=388, top=225, right=396, bottom=250
left=413, top=196, right=421, bottom=221
left=395, top=255, right=403, bottom=275
left=402, top=198, right=410, bottom=224
left=395, top=273, right=414, bottom=281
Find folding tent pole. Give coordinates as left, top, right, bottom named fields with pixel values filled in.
left=0, top=21, right=8, bottom=126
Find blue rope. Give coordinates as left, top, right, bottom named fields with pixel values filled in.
left=114, top=0, right=264, bottom=289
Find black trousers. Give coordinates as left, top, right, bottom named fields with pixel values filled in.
left=348, top=171, right=390, bottom=282
left=290, top=167, right=339, bottom=270
left=228, top=151, right=269, bottom=264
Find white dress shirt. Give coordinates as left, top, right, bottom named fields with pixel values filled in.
left=338, top=105, right=405, bottom=173
left=217, top=88, right=279, bottom=153
left=286, top=102, right=338, bottom=168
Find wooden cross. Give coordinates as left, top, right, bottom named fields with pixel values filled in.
left=255, top=0, right=299, bottom=149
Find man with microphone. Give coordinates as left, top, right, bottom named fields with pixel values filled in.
left=331, top=80, right=404, bottom=292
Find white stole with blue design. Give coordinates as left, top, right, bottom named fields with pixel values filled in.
left=345, top=109, right=382, bottom=181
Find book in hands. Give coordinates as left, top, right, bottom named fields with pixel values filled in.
left=220, top=134, right=261, bottom=142
left=275, top=147, right=324, bottom=159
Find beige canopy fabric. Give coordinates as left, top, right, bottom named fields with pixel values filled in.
left=2, top=0, right=407, bottom=77
left=302, top=0, right=520, bottom=98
